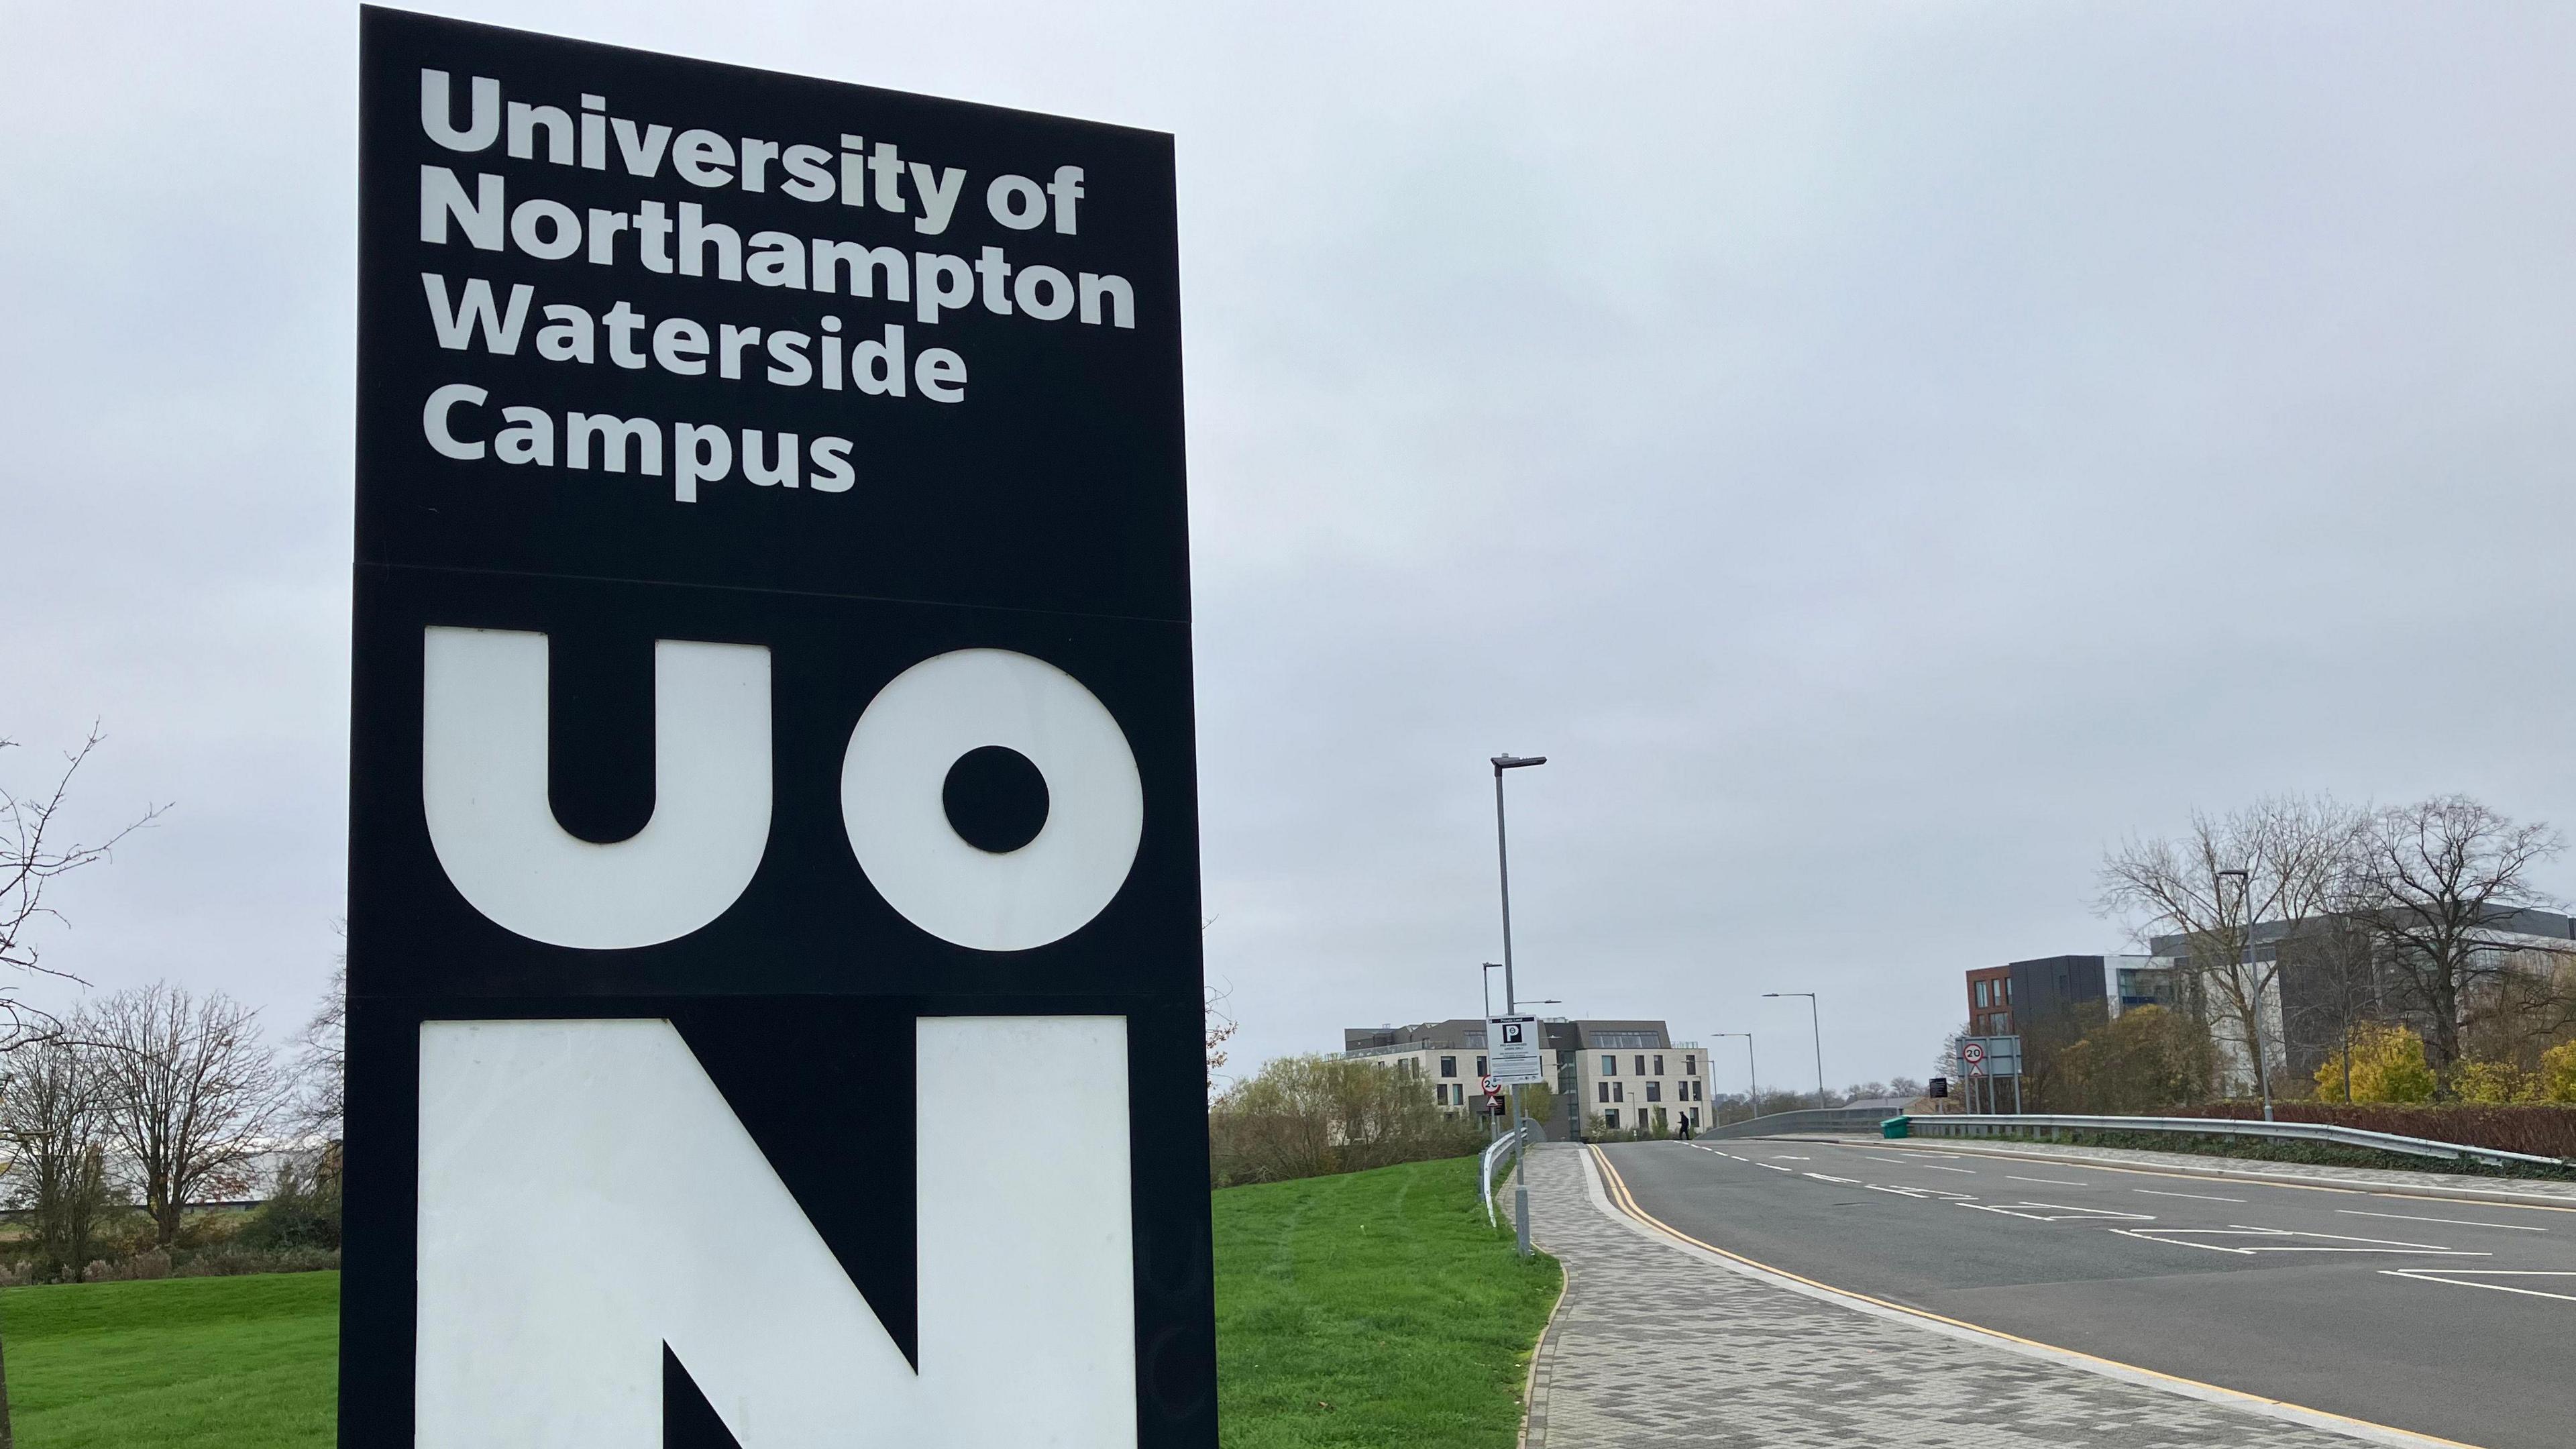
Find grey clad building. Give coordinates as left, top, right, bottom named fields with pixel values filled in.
left=1963, top=908, right=2576, bottom=1097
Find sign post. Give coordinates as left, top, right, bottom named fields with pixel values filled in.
left=344, top=10, right=1210, bottom=1445
left=1962, top=1035, right=2021, bottom=1116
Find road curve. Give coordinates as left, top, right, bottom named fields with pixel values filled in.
left=1598, top=1137, right=2576, bottom=1449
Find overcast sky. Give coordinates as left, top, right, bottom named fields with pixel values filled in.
left=7, top=2, right=2574, bottom=1095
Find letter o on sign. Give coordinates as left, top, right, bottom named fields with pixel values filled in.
left=840, top=649, right=1142, bottom=951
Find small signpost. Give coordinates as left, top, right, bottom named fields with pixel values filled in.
left=1962, top=1034, right=2023, bottom=1114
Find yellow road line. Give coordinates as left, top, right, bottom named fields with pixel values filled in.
left=1587, top=1144, right=2487, bottom=1449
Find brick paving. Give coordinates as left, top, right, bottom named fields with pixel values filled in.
left=1517, top=1142, right=2420, bottom=1449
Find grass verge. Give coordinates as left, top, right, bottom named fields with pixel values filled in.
left=1216, top=1154, right=1560, bottom=1449
left=1, top=1271, right=339, bottom=1449
left=0, top=1156, right=1559, bottom=1448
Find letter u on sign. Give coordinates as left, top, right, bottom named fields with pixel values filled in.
left=421, top=627, right=773, bottom=949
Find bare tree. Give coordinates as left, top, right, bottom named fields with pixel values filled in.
left=2277, top=908, right=2389, bottom=1102
left=2347, top=796, right=2565, bottom=1082
left=0, top=729, right=160, bottom=1447
left=0, top=1030, right=118, bottom=1281
left=295, top=958, right=347, bottom=1140
left=1202, top=980, right=1237, bottom=1097
left=86, top=984, right=290, bottom=1248
left=1, top=730, right=164, bottom=1046
left=2096, top=794, right=2366, bottom=1108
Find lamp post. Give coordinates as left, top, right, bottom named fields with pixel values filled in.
left=1477, top=964, right=1506, bottom=1139
left=1764, top=991, right=1825, bottom=1108
left=1713, top=1031, right=1757, bottom=1125
left=2216, top=867, right=2275, bottom=1122
left=1491, top=753, right=1546, bottom=1257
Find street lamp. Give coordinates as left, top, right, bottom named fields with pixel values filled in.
left=1764, top=992, right=1825, bottom=1108
left=1481, top=962, right=1505, bottom=1018
left=2216, top=867, right=2275, bottom=1122
left=1491, top=753, right=1546, bottom=1258
left=1713, top=1032, right=1757, bottom=1125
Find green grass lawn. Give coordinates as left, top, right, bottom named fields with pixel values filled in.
left=1214, top=1155, right=1562, bottom=1449
left=1, top=1272, right=338, bottom=1448
left=0, top=1154, right=1558, bottom=1448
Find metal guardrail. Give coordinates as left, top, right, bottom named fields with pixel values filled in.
left=1701, top=1106, right=1902, bottom=1140
left=1481, top=1123, right=1532, bottom=1227
left=1904, top=1112, right=2573, bottom=1171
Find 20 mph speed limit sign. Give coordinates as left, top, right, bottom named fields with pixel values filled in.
left=1962, top=1041, right=1986, bottom=1066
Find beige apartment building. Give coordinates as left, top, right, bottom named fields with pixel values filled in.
left=1340, top=1017, right=1707, bottom=1138
left=1338, top=1018, right=1531, bottom=1120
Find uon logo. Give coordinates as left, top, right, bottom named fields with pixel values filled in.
left=420, top=626, right=1146, bottom=951
left=411, top=626, right=1148, bottom=1446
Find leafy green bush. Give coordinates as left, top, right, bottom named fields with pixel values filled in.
left=2311, top=1022, right=2436, bottom=1104
left=1209, top=1056, right=1485, bottom=1186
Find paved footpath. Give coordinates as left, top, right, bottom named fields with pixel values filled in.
left=1518, top=1142, right=2430, bottom=1449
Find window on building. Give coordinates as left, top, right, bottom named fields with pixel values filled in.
left=1684, top=1055, right=1697, bottom=1077
left=1974, top=980, right=1988, bottom=1008
left=1650, top=1054, right=1662, bottom=1075
left=1605, top=1108, right=1621, bottom=1128
left=1645, top=1082, right=1662, bottom=1103
left=1633, top=1055, right=1646, bottom=1076
left=1613, top=1082, right=1625, bottom=1104
left=1476, top=1055, right=1487, bottom=1077
left=2004, top=978, right=2014, bottom=999
left=1440, top=1055, right=1456, bottom=1078
left=1597, top=1082, right=1609, bottom=1104
left=1601, top=1055, right=1617, bottom=1075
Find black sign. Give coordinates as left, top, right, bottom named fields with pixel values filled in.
left=344, top=9, right=1210, bottom=1445
left=1928, top=1076, right=1949, bottom=1099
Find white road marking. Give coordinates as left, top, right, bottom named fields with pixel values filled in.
left=1963, top=1201, right=2155, bottom=1223
left=1803, top=1173, right=1862, bottom=1185
left=1909, top=1163, right=1978, bottom=1174
left=2112, top=1225, right=2491, bottom=1256
left=2339, top=1208, right=2547, bottom=1233
left=1757, top=1163, right=1792, bottom=1172
left=1868, top=1183, right=1976, bottom=1201
left=2135, top=1189, right=2246, bottom=1203
left=2007, top=1175, right=2088, bottom=1187
left=2379, top=1269, right=2576, bottom=1303
left=1775, top=1155, right=1811, bottom=1161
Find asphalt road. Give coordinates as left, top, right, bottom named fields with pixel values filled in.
left=1598, top=1137, right=2576, bottom=1449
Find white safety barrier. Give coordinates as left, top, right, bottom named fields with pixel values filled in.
left=1481, top=1124, right=1532, bottom=1228
left=1907, top=1112, right=2571, bottom=1171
